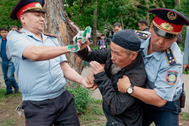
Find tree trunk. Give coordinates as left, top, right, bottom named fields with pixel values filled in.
left=92, top=1, right=97, bottom=47
left=175, top=0, right=180, bottom=6
left=79, top=0, right=83, bottom=13
left=121, top=15, right=124, bottom=29
left=43, top=0, right=84, bottom=86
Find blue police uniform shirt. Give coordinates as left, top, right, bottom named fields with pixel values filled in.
left=140, top=33, right=183, bottom=101
left=7, top=28, right=67, bottom=101
left=1, top=39, right=9, bottom=62
left=183, top=26, right=189, bottom=64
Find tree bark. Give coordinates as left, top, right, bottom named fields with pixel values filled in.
left=175, top=0, right=180, bottom=6
left=43, top=0, right=84, bottom=86
left=92, top=1, right=97, bottom=47
left=121, top=15, right=124, bottom=29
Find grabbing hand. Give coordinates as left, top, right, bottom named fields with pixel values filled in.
left=87, top=73, right=95, bottom=84
left=81, top=77, right=97, bottom=91
left=89, top=61, right=104, bottom=74
left=79, top=39, right=90, bottom=51
left=117, top=75, right=131, bottom=93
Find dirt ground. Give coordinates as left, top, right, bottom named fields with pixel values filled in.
left=0, top=94, right=189, bottom=126
left=0, top=94, right=107, bottom=126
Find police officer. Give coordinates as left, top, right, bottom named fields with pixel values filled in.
left=117, top=8, right=189, bottom=126
left=183, top=26, right=189, bottom=71
left=8, top=0, right=94, bottom=126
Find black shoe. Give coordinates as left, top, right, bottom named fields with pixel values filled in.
left=4, top=92, right=13, bottom=96
left=14, top=89, right=19, bottom=94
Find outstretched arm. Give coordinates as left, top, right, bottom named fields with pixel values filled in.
left=60, top=61, right=96, bottom=90
left=23, top=45, right=69, bottom=61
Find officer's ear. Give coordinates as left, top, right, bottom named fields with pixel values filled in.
left=20, top=13, right=28, bottom=24
left=20, top=15, right=25, bottom=24
left=149, top=23, right=153, bottom=33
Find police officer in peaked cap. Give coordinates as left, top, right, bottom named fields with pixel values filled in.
left=117, top=8, right=189, bottom=126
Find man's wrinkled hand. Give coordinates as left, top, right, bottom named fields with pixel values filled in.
left=78, top=39, right=90, bottom=51
left=89, top=61, right=104, bottom=75
left=117, top=75, right=131, bottom=93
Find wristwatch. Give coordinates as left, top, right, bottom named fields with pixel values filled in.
left=127, top=85, right=134, bottom=94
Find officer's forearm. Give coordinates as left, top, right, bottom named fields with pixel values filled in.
left=131, top=86, right=167, bottom=107
left=23, top=45, right=69, bottom=61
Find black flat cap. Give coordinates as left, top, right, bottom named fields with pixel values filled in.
left=112, top=29, right=141, bottom=51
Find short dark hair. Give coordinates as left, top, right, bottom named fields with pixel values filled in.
left=113, top=22, right=121, bottom=28
left=101, top=34, right=105, bottom=36
left=10, top=25, right=18, bottom=30
left=0, top=27, right=8, bottom=32
left=138, top=19, right=148, bottom=26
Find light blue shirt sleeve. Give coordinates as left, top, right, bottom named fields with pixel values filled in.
left=154, top=60, right=182, bottom=101
left=49, top=37, right=67, bottom=63
left=183, top=26, right=189, bottom=64
left=7, top=31, right=34, bottom=59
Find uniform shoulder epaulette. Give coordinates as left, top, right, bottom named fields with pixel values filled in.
left=43, top=33, right=57, bottom=38
left=164, top=48, right=177, bottom=66
left=135, top=30, right=149, bottom=39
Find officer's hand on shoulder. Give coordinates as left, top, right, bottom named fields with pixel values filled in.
left=117, top=75, right=131, bottom=93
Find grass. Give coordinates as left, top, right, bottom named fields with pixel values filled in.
left=0, top=119, right=16, bottom=126
left=0, top=88, right=22, bottom=102
left=180, top=112, right=189, bottom=121
left=79, top=99, right=105, bottom=125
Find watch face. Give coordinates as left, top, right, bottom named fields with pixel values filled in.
left=127, top=87, right=133, bottom=94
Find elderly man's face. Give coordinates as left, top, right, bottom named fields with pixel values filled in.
left=114, top=26, right=122, bottom=33
left=21, top=11, right=45, bottom=33
left=149, top=23, right=178, bottom=54
left=110, top=42, right=133, bottom=68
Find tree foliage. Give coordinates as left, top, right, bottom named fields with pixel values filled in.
left=64, top=0, right=170, bottom=32
left=0, top=0, right=21, bottom=30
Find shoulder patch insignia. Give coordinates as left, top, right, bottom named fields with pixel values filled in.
left=164, top=48, right=176, bottom=66
left=166, top=71, right=178, bottom=85
left=135, top=30, right=149, bottom=39
left=43, top=33, right=57, bottom=38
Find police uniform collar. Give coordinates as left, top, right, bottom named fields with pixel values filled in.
left=20, top=28, right=34, bottom=36
left=20, top=28, right=47, bottom=41
left=141, top=36, right=161, bottom=61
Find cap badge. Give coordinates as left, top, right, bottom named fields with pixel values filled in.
left=22, top=3, right=43, bottom=12
left=167, top=11, right=177, bottom=20
left=160, top=23, right=173, bottom=31
left=35, top=3, right=42, bottom=8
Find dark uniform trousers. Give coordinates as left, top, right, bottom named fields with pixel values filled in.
left=22, top=90, right=80, bottom=126
left=142, top=100, right=180, bottom=126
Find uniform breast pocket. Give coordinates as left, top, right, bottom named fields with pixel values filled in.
left=145, top=62, right=158, bottom=83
